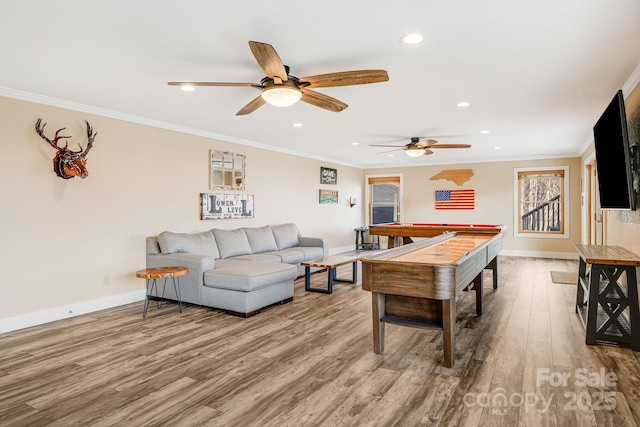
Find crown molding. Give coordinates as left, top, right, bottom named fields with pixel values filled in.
left=0, top=86, right=362, bottom=169
left=623, top=61, right=640, bottom=96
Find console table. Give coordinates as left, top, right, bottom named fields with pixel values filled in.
left=574, top=244, right=640, bottom=351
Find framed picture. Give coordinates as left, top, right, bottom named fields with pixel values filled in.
left=319, top=189, right=338, bottom=204
left=210, top=150, right=245, bottom=190
left=200, top=193, right=254, bottom=220
left=320, top=167, right=337, bottom=185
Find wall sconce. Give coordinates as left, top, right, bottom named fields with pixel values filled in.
left=349, top=197, right=357, bottom=208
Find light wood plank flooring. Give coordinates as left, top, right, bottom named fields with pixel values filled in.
left=1, top=256, right=640, bottom=426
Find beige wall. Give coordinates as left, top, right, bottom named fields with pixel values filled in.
left=1, top=93, right=586, bottom=330
left=0, top=95, right=364, bottom=325
left=365, top=157, right=582, bottom=257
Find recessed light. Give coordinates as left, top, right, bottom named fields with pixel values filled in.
left=401, top=34, right=424, bottom=45
left=480, top=130, right=490, bottom=134
left=351, top=142, right=360, bottom=146
left=387, top=154, right=395, bottom=157
left=292, top=123, right=303, bottom=127
left=180, top=85, right=195, bottom=92
left=456, top=101, right=470, bottom=108
left=494, top=146, right=502, bottom=150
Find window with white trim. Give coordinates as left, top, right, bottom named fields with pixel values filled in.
left=367, top=176, right=401, bottom=225
left=514, top=166, right=569, bottom=238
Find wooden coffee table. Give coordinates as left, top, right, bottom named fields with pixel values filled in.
left=136, top=266, right=189, bottom=318
left=302, top=255, right=359, bottom=294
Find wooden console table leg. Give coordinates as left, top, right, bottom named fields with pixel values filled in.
left=626, top=267, right=640, bottom=352
left=585, top=264, right=601, bottom=345
left=576, top=258, right=586, bottom=313
left=443, top=298, right=455, bottom=368
left=372, top=292, right=385, bottom=354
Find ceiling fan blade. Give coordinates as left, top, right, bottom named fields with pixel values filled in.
left=418, top=138, right=438, bottom=147
left=424, top=149, right=434, bottom=155
left=168, top=82, right=261, bottom=88
left=301, top=70, right=389, bottom=88
left=301, top=89, right=348, bottom=112
left=236, top=95, right=267, bottom=116
left=429, top=144, right=472, bottom=149
left=248, top=41, right=288, bottom=81
left=368, top=144, right=405, bottom=148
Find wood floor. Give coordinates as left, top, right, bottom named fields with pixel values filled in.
left=1, top=256, right=640, bottom=426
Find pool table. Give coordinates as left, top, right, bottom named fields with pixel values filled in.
left=369, top=222, right=506, bottom=249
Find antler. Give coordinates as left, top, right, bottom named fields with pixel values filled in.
left=80, top=121, right=97, bottom=159
left=35, top=118, right=71, bottom=150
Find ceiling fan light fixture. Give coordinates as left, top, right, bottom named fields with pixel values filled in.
left=261, top=86, right=302, bottom=107
left=405, top=147, right=425, bottom=157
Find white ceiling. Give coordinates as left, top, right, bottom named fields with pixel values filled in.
left=2, top=1, right=640, bottom=168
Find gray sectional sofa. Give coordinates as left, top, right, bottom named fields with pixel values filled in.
left=145, top=223, right=328, bottom=317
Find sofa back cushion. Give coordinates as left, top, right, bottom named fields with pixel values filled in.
left=157, top=231, right=219, bottom=258
left=212, top=228, right=253, bottom=258
left=271, top=223, right=300, bottom=250
left=243, top=225, right=278, bottom=253
left=146, top=237, right=161, bottom=255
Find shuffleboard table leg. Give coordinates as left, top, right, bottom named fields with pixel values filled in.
left=488, top=256, right=498, bottom=289
left=442, top=298, right=455, bottom=368
left=372, top=292, right=385, bottom=354
left=474, top=273, right=483, bottom=316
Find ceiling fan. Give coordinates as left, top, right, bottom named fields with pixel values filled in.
left=370, top=137, right=471, bottom=157
left=168, top=41, right=389, bottom=116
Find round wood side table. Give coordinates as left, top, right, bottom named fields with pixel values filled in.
left=136, top=266, right=189, bottom=318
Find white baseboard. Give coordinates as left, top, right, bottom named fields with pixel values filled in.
left=499, top=249, right=578, bottom=260
left=0, top=249, right=577, bottom=334
left=0, top=290, right=146, bottom=334
left=330, top=245, right=358, bottom=254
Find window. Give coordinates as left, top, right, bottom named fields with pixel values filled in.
left=514, top=166, right=569, bottom=238
left=367, top=176, right=401, bottom=225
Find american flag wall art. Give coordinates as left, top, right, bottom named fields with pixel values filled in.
left=435, top=189, right=475, bottom=210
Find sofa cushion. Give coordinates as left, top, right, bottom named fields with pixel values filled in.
left=271, top=223, right=300, bottom=250
left=263, top=249, right=305, bottom=264
left=204, top=259, right=297, bottom=292
left=296, top=246, right=325, bottom=261
left=212, top=228, right=253, bottom=259
left=243, top=226, right=278, bottom=253
left=157, top=231, right=219, bottom=258
left=229, top=254, right=282, bottom=263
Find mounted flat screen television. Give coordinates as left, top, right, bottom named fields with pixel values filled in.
left=593, top=90, right=636, bottom=210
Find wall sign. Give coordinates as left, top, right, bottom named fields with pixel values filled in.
left=320, top=167, right=337, bottom=185
left=200, top=193, right=254, bottom=219
left=319, top=189, right=338, bottom=204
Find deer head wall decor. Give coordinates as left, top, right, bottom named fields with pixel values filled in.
left=35, top=118, right=97, bottom=179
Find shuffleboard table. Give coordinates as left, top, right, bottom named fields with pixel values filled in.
left=360, top=231, right=503, bottom=368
